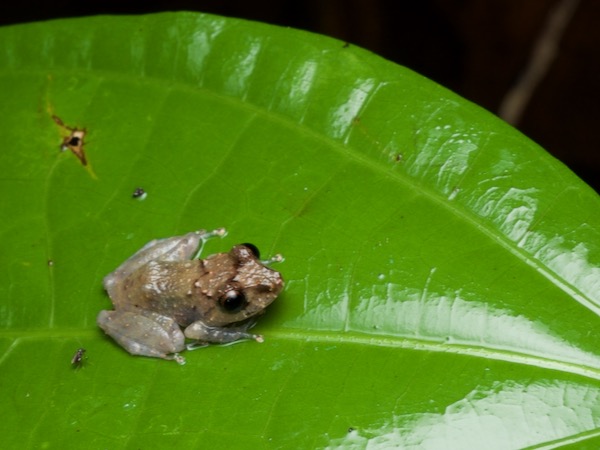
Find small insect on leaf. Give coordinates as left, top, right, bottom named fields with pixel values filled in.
left=132, top=187, right=147, bottom=200
left=71, top=348, right=86, bottom=368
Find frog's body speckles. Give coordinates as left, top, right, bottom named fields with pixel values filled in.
left=97, top=230, right=283, bottom=363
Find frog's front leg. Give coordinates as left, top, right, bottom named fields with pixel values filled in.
left=103, top=228, right=226, bottom=296
left=97, top=309, right=187, bottom=363
left=184, top=319, right=263, bottom=348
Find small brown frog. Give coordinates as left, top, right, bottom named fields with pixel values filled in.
left=97, top=229, right=284, bottom=364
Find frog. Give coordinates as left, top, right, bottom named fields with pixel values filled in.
left=97, top=229, right=284, bottom=364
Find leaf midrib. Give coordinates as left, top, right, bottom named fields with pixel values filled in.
left=2, top=327, right=600, bottom=380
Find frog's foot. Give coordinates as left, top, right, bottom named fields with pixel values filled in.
left=184, top=321, right=264, bottom=345
left=97, top=309, right=186, bottom=361
left=191, top=228, right=227, bottom=259
left=103, top=229, right=227, bottom=293
left=239, top=243, right=284, bottom=266
left=172, top=353, right=186, bottom=365
left=262, top=253, right=284, bottom=265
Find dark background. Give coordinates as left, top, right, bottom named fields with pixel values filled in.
left=2, top=0, right=598, bottom=192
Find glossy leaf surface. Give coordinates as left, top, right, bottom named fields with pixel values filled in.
left=0, top=13, right=599, bottom=449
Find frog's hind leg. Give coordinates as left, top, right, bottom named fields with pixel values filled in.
left=97, top=309, right=187, bottom=362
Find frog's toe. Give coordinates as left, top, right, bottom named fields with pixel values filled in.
left=171, top=353, right=186, bottom=365
left=186, top=341, right=210, bottom=351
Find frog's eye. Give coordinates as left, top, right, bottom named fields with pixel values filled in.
left=219, top=290, right=248, bottom=313
left=240, top=243, right=260, bottom=259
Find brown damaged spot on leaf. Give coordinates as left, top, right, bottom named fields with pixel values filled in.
left=351, top=115, right=383, bottom=149
left=52, top=115, right=88, bottom=166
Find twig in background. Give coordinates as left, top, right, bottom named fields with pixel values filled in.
left=498, top=0, right=580, bottom=126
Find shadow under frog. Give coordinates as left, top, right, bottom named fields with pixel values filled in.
left=97, top=229, right=284, bottom=364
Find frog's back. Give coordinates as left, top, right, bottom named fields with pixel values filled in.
left=105, top=260, right=211, bottom=324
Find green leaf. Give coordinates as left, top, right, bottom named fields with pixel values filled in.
left=1, top=12, right=599, bottom=449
